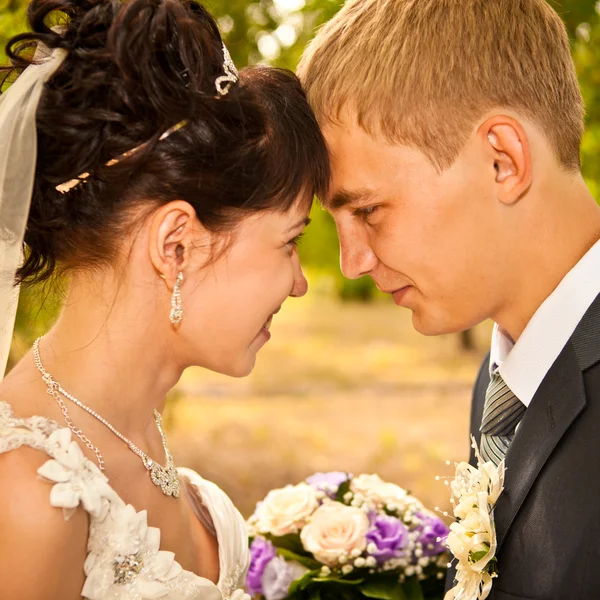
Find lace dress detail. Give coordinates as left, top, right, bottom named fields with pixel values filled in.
left=0, top=402, right=250, bottom=600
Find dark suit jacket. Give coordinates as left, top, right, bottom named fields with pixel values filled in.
left=445, top=293, right=600, bottom=599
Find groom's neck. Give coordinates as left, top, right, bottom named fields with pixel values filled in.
left=494, top=174, right=600, bottom=342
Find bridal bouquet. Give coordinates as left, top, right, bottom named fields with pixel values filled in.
left=246, top=472, right=450, bottom=600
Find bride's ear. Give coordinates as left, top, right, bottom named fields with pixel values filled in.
left=479, top=116, right=533, bottom=205
left=148, top=200, right=202, bottom=285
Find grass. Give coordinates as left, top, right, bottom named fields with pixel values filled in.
left=167, top=289, right=492, bottom=517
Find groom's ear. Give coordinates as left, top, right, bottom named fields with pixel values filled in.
left=479, top=116, right=533, bottom=205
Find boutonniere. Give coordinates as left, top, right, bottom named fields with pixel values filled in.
left=444, top=436, right=505, bottom=600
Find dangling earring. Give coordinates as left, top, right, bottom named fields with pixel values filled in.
left=170, top=272, right=184, bottom=326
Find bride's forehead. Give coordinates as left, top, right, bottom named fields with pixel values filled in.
left=242, top=203, right=311, bottom=230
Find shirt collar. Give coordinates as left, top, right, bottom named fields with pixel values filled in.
left=489, top=324, right=514, bottom=373
left=489, top=238, right=600, bottom=407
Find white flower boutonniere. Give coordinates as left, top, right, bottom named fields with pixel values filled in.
left=445, top=436, right=505, bottom=600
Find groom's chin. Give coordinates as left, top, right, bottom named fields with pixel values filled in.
left=410, top=310, right=470, bottom=337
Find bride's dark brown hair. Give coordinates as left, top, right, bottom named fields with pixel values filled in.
left=2, top=0, right=330, bottom=285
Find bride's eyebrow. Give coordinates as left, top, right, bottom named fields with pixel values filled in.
left=285, top=217, right=312, bottom=233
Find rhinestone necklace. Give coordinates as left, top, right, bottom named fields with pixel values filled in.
left=33, top=338, right=180, bottom=498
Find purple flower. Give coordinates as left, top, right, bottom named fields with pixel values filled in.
left=416, top=513, right=450, bottom=557
left=306, top=472, right=351, bottom=498
left=262, top=557, right=308, bottom=600
left=366, top=515, right=409, bottom=563
left=247, top=537, right=277, bottom=596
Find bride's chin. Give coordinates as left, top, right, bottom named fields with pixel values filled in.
left=207, top=330, right=271, bottom=378
left=216, top=348, right=259, bottom=378
left=228, top=355, right=257, bottom=378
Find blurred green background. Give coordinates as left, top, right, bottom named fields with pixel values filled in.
left=1, top=0, right=599, bottom=515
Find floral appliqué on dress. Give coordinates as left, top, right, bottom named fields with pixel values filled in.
left=0, top=401, right=250, bottom=600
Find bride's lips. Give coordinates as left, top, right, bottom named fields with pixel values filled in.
left=256, top=306, right=282, bottom=342
left=263, top=314, right=274, bottom=332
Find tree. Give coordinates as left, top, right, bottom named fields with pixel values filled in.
left=2, top=0, right=600, bottom=357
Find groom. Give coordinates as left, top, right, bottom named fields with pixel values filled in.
left=298, top=0, right=600, bottom=597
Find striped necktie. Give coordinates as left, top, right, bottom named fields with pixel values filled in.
left=479, top=372, right=526, bottom=466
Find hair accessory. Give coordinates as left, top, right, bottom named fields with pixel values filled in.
left=215, top=42, right=239, bottom=96
left=55, top=119, right=188, bottom=194
left=56, top=43, right=238, bottom=194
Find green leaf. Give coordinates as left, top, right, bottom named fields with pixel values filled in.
left=294, top=578, right=366, bottom=600
left=277, top=547, right=322, bottom=570
left=266, top=533, right=306, bottom=555
left=309, top=589, right=322, bottom=600
left=318, top=582, right=364, bottom=600
left=487, top=557, right=499, bottom=576
left=469, top=550, right=488, bottom=563
left=311, top=577, right=364, bottom=586
left=383, top=506, right=401, bottom=517
left=335, top=478, right=353, bottom=503
left=360, top=579, right=407, bottom=600
left=419, top=572, right=447, bottom=600
left=289, top=571, right=320, bottom=594
left=402, top=577, right=425, bottom=600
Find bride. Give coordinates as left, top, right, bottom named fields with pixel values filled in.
left=0, top=0, right=329, bottom=598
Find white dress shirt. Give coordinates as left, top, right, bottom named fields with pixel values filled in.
left=490, top=238, right=600, bottom=408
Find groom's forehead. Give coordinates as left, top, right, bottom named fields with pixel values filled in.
left=321, top=127, right=386, bottom=210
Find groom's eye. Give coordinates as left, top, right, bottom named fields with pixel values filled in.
left=353, top=205, right=380, bottom=222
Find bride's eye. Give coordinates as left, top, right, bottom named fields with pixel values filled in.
left=287, top=232, right=305, bottom=248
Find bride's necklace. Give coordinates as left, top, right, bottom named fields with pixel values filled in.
left=33, top=338, right=180, bottom=498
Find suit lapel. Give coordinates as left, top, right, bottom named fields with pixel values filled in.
left=493, top=339, right=586, bottom=550
left=468, top=353, right=491, bottom=466
left=572, top=293, right=600, bottom=371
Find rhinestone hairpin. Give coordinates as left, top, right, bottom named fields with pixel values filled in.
left=55, top=119, right=188, bottom=194
left=215, top=42, right=239, bottom=96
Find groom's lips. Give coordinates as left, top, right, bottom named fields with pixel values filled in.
left=390, top=286, right=412, bottom=306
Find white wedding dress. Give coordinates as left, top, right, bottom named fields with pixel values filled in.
left=0, top=401, right=251, bottom=600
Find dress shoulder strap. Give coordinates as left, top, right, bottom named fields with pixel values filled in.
left=0, top=400, right=62, bottom=455
left=0, top=401, right=118, bottom=520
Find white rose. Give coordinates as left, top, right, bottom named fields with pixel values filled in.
left=446, top=525, right=472, bottom=565
left=453, top=492, right=478, bottom=521
left=447, top=517, right=493, bottom=570
left=460, top=510, right=487, bottom=535
left=300, top=502, right=370, bottom=566
left=350, top=474, right=408, bottom=508
left=256, top=483, right=319, bottom=536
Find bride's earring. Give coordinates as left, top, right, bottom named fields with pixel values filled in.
left=170, top=272, right=184, bottom=326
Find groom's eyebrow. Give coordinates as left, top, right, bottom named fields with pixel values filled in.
left=328, top=188, right=376, bottom=210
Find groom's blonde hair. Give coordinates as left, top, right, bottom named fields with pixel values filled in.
left=297, top=0, right=584, bottom=171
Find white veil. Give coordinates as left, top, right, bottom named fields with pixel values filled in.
left=0, top=45, right=67, bottom=379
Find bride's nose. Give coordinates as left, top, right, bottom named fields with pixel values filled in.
left=290, top=254, right=308, bottom=298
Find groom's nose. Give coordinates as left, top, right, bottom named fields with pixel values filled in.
left=339, top=231, right=378, bottom=280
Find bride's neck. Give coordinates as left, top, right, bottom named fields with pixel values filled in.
left=39, top=270, right=180, bottom=438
